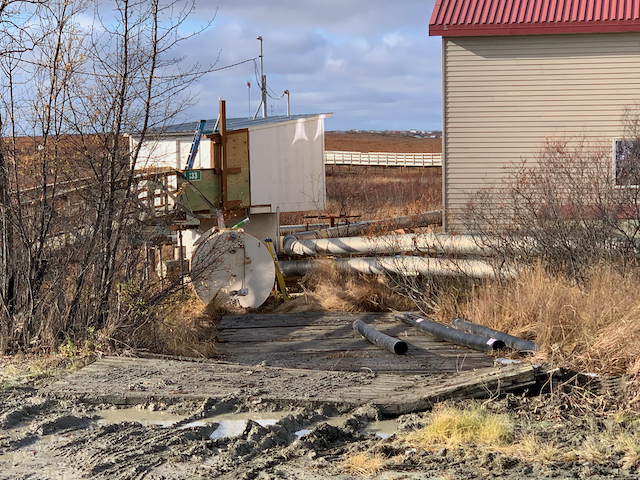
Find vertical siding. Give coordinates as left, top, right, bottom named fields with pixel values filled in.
left=444, top=31, right=640, bottom=228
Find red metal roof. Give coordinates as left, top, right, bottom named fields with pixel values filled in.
left=430, top=0, right=640, bottom=36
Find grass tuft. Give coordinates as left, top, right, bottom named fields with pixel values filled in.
left=341, top=452, right=386, bottom=477
left=404, top=405, right=512, bottom=449
left=617, top=433, right=640, bottom=469
left=513, top=434, right=563, bottom=463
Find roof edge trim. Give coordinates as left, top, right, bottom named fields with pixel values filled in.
left=430, top=19, right=640, bottom=36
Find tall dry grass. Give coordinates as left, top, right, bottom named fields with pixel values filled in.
left=281, top=168, right=442, bottom=226
left=435, top=265, right=640, bottom=375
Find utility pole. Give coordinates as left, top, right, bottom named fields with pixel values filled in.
left=257, top=36, right=267, bottom=118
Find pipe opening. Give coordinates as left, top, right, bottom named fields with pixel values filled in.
left=393, top=341, right=409, bottom=355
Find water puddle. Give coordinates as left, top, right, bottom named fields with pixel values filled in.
left=94, top=408, right=399, bottom=440
left=95, top=408, right=188, bottom=428
left=180, top=411, right=290, bottom=439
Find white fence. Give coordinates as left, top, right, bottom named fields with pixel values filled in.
left=325, top=150, right=442, bottom=168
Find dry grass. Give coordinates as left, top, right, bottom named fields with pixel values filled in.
left=435, top=265, right=640, bottom=375
left=403, top=405, right=512, bottom=450
left=281, top=168, right=442, bottom=226
left=617, top=433, right=640, bottom=469
left=0, top=354, right=90, bottom=387
left=341, top=452, right=386, bottom=477
left=275, top=264, right=415, bottom=314
left=512, top=434, right=563, bottom=463
left=524, top=432, right=640, bottom=467
left=132, top=291, right=243, bottom=358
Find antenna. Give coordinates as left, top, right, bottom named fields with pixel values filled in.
left=257, top=36, right=267, bottom=118
left=247, top=81, right=251, bottom=118
left=284, top=90, right=290, bottom=117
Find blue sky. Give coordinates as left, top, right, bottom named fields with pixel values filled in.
left=175, top=1, right=442, bottom=131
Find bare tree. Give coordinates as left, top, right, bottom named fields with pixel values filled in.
left=0, top=0, right=212, bottom=354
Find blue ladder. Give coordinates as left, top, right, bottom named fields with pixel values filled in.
left=184, top=119, right=207, bottom=170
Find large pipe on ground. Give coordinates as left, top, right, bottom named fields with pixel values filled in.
left=396, top=312, right=505, bottom=352
left=279, top=257, right=515, bottom=280
left=352, top=319, right=408, bottom=355
left=285, top=211, right=442, bottom=242
left=283, top=232, right=499, bottom=257
left=451, top=318, right=539, bottom=352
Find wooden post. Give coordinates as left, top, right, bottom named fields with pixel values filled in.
left=220, top=99, right=228, bottom=208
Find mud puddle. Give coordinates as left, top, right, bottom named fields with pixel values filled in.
left=95, top=407, right=399, bottom=440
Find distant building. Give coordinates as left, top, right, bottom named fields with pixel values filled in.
left=430, top=0, right=640, bottom=230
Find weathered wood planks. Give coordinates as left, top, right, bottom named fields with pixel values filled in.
left=44, top=356, right=539, bottom=415
left=217, top=312, right=496, bottom=374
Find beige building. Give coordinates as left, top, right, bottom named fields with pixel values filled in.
left=430, top=0, right=640, bottom=231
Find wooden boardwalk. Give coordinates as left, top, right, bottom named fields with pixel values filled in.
left=45, top=312, right=540, bottom=414
left=217, top=312, right=496, bottom=374
left=45, top=356, right=538, bottom=415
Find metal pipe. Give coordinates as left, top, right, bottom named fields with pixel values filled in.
left=352, top=319, right=408, bottom=355
left=279, top=256, right=515, bottom=280
left=280, top=223, right=335, bottom=235
left=451, top=318, right=539, bottom=352
left=396, top=312, right=505, bottom=352
left=283, top=232, right=499, bottom=257
left=284, top=211, right=442, bottom=243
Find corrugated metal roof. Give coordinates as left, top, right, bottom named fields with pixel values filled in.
left=160, top=114, right=330, bottom=135
left=430, top=0, right=640, bottom=36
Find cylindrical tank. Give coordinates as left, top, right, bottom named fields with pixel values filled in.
left=190, top=229, right=275, bottom=308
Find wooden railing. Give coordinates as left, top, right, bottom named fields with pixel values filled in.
left=325, top=151, right=442, bottom=167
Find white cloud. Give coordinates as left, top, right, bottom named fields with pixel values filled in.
left=172, top=0, right=442, bottom=130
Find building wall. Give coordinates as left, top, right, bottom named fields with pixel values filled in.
left=443, top=31, right=640, bottom=230
left=248, top=116, right=327, bottom=213
left=133, top=134, right=212, bottom=170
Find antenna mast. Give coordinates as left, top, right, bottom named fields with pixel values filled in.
left=256, top=36, right=267, bottom=118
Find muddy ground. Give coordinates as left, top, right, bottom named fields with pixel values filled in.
left=2, top=359, right=640, bottom=480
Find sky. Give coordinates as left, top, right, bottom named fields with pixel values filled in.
left=175, top=0, right=442, bottom=132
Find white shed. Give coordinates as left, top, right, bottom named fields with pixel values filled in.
left=131, top=110, right=332, bottom=241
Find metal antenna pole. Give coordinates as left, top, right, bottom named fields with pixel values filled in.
left=257, top=36, right=267, bottom=117
left=284, top=90, right=290, bottom=116
left=247, top=81, right=251, bottom=118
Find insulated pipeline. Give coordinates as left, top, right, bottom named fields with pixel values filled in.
left=451, top=318, right=539, bottom=352
left=279, top=257, right=515, bottom=280
left=396, top=312, right=505, bottom=352
left=283, top=232, right=499, bottom=257
left=352, top=319, right=408, bottom=355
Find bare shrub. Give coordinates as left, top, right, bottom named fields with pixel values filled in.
left=0, top=0, right=214, bottom=355
left=459, top=134, right=640, bottom=282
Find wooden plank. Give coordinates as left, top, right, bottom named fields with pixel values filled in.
left=45, top=357, right=538, bottom=415
left=218, top=324, right=424, bottom=344
left=219, top=312, right=387, bottom=329
left=220, top=336, right=486, bottom=355
left=230, top=354, right=493, bottom=374
left=218, top=323, right=434, bottom=343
